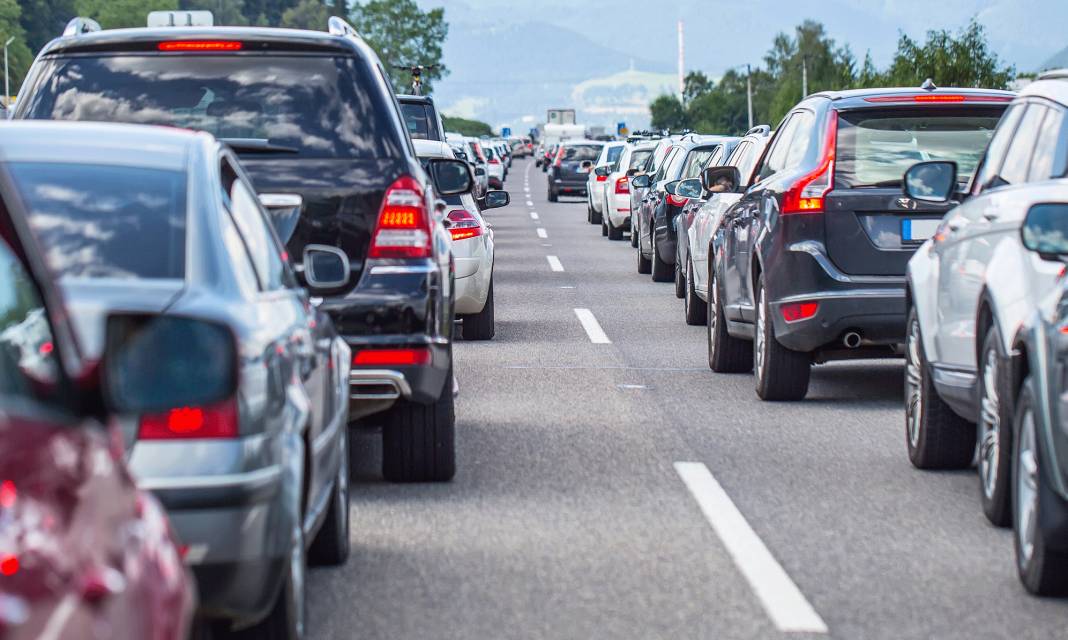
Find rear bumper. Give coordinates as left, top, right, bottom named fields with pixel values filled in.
left=552, top=177, right=588, bottom=195
left=607, top=192, right=631, bottom=227
left=347, top=339, right=450, bottom=416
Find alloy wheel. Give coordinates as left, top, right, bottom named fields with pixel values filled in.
left=979, top=347, right=1001, bottom=500
left=905, top=317, right=924, bottom=449
left=1016, top=407, right=1039, bottom=567
left=755, top=286, right=766, bottom=384
left=707, top=272, right=718, bottom=360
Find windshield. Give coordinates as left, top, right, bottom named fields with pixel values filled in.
left=563, top=145, right=601, bottom=162
left=401, top=102, right=436, bottom=141
left=21, top=55, right=401, bottom=160
left=9, top=162, right=187, bottom=280
left=835, top=108, right=1003, bottom=188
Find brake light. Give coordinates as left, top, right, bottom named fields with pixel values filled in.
left=596, top=174, right=607, bottom=182
left=369, top=176, right=431, bottom=259
left=863, top=94, right=1013, bottom=103
left=488, top=157, right=500, bottom=165
left=158, top=41, right=242, bottom=52
left=615, top=176, right=630, bottom=194
left=353, top=348, right=432, bottom=366
left=447, top=209, right=482, bottom=241
left=0, top=554, right=18, bottom=576
left=138, top=399, right=239, bottom=440
left=0, top=480, right=16, bottom=508
left=667, top=194, right=688, bottom=207
left=781, top=302, right=819, bottom=322
left=782, top=113, right=837, bottom=215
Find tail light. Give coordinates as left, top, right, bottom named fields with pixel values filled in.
left=667, top=194, right=688, bottom=207
left=596, top=174, right=607, bottom=182
left=353, top=348, right=432, bottom=366
left=447, top=209, right=482, bottom=241
left=139, top=399, right=239, bottom=440
left=782, top=113, right=838, bottom=215
left=615, top=176, right=630, bottom=194
left=781, top=302, right=819, bottom=322
left=158, top=41, right=242, bottom=52
left=489, top=157, right=500, bottom=165
left=554, top=148, right=565, bottom=167
left=368, top=175, right=431, bottom=259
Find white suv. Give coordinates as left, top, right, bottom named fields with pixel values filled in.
left=586, top=141, right=625, bottom=226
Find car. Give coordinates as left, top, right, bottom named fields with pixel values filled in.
left=586, top=140, right=626, bottom=226
left=632, top=134, right=738, bottom=281
left=0, top=140, right=197, bottom=639
left=465, top=136, right=492, bottom=197
left=482, top=143, right=506, bottom=189
left=629, top=138, right=677, bottom=248
left=703, top=83, right=1012, bottom=401
left=1006, top=201, right=1068, bottom=596
left=16, top=15, right=475, bottom=482
left=548, top=140, right=604, bottom=202
left=447, top=132, right=488, bottom=198
left=672, top=127, right=771, bottom=323
left=904, top=72, right=1068, bottom=525
left=398, top=93, right=445, bottom=141
left=683, top=128, right=773, bottom=328
left=3, top=119, right=355, bottom=638
left=415, top=138, right=510, bottom=340
left=601, top=140, right=657, bottom=241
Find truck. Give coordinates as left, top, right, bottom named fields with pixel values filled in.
left=539, top=123, right=586, bottom=146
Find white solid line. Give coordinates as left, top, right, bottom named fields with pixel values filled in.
left=526, top=200, right=534, bottom=206
left=674, top=462, right=828, bottom=634
left=546, top=255, right=564, bottom=272
left=573, top=308, right=611, bottom=344
left=530, top=211, right=539, bottom=220
left=537, top=227, right=548, bottom=238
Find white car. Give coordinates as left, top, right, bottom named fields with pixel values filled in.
left=586, top=141, right=626, bottom=227
left=447, top=132, right=489, bottom=198
left=601, top=141, right=657, bottom=240
left=482, top=143, right=506, bottom=189
left=415, top=139, right=506, bottom=340
left=905, top=75, right=1068, bottom=527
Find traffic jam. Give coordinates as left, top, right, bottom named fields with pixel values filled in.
left=2, top=6, right=1068, bottom=640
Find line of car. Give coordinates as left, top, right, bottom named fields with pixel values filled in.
left=562, top=72, right=1068, bottom=597
left=1, top=11, right=516, bottom=640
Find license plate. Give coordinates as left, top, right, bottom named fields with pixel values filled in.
left=901, top=218, right=940, bottom=242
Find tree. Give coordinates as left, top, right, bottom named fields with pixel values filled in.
left=179, top=0, right=250, bottom=26
left=683, top=70, right=713, bottom=104
left=649, top=94, right=689, bottom=131
left=0, top=0, right=34, bottom=97
left=280, top=0, right=328, bottom=29
left=348, top=0, right=448, bottom=94
left=18, top=0, right=77, bottom=55
left=74, top=0, right=179, bottom=29
left=242, top=0, right=299, bottom=25
left=883, top=19, right=1014, bottom=89
left=442, top=115, right=491, bottom=137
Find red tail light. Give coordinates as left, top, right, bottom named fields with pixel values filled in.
left=782, top=113, right=838, bottom=215
left=781, top=302, right=819, bottom=322
left=369, top=176, right=431, bottom=259
left=0, top=554, right=18, bottom=576
left=139, top=399, right=239, bottom=440
left=863, top=94, right=1013, bottom=104
left=158, top=41, right=242, bottom=52
left=353, top=348, right=432, bottom=366
left=447, top=209, right=482, bottom=241
left=596, top=174, right=607, bottom=182
left=488, top=157, right=500, bottom=165
left=667, top=194, right=689, bottom=207
left=615, top=176, right=630, bottom=194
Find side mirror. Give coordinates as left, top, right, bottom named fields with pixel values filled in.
left=481, top=190, right=510, bottom=210
left=594, top=165, right=610, bottom=178
left=675, top=178, right=704, bottom=200
left=631, top=174, right=651, bottom=189
left=701, top=166, right=741, bottom=194
left=664, top=180, right=681, bottom=195
left=580, top=160, right=594, bottom=170
left=258, top=193, right=303, bottom=245
left=303, top=244, right=351, bottom=290
left=428, top=158, right=473, bottom=196
left=1021, top=203, right=1068, bottom=260
left=474, top=166, right=486, bottom=176
left=904, top=161, right=957, bottom=204
left=626, top=168, right=638, bottom=177
left=103, top=314, right=237, bottom=415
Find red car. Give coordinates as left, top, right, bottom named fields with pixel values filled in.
left=0, top=168, right=201, bottom=639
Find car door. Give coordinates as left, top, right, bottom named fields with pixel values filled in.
left=693, top=141, right=752, bottom=295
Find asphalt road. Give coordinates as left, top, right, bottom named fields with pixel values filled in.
left=307, top=158, right=1068, bottom=639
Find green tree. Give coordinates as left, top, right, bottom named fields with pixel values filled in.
left=349, top=0, right=447, bottom=94
left=683, top=70, right=713, bottom=104
left=649, top=94, right=689, bottom=131
left=74, top=0, right=179, bottom=29
left=18, top=0, right=77, bottom=55
left=764, top=20, right=856, bottom=122
left=280, top=0, right=328, bottom=29
left=0, top=0, right=33, bottom=97
left=179, top=0, right=250, bottom=25
left=442, top=115, right=491, bottom=137
left=883, top=19, right=1014, bottom=89
left=242, top=0, right=299, bottom=25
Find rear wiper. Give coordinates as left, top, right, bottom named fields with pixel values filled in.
left=863, top=179, right=903, bottom=188
left=220, top=138, right=299, bottom=154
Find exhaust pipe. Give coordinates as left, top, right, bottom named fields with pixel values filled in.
left=843, top=332, right=862, bottom=349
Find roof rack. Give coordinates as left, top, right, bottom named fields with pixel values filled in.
left=1038, top=69, right=1068, bottom=81
left=745, top=125, right=771, bottom=136
left=328, top=16, right=361, bottom=39
left=147, top=10, right=214, bottom=27
left=62, top=17, right=101, bottom=37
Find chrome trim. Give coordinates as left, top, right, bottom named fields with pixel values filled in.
left=302, top=244, right=351, bottom=288
left=138, top=465, right=282, bottom=492
left=349, top=369, right=412, bottom=400
left=788, top=241, right=907, bottom=284
left=259, top=193, right=303, bottom=209
left=369, top=265, right=437, bottom=275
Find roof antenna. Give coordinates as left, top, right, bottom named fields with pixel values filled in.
left=920, top=78, right=937, bottom=92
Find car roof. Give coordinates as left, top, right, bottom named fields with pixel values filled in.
left=413, top=138, right=452, bottom=159
left=806, top=86, right=1015, bottom=110
left=561, top=139, right=604, bottom=146
left=1019, top=73, right=1068, bottom=108
left=0, top=121, right=202, bottom=171
left=38, top=26, right=354, bottom=56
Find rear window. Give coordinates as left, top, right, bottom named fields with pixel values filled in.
left=629, top=150, right=652, bottom=170
left=835, top=108, right=1003, bottom=188
left=9, top=162, right=187, bottom=280
left=562, top=145, right=601, bottom=162
left=401, top=102, right=436, bottom=141
left=21, top=54, right=400, bottom=160
left=605, top=145, right=625, bottom=167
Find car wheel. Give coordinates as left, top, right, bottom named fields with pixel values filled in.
left=1012, top=378, right=1068, bottom=595
left=547, top=187, right=558, bottom=203
left=232, top=517, right=306, bottom=640
left=382, top=362, right=456, bottom=482
left=674, top=260, right=686, bottom=299
left=651, top=234, right=672, bottom=282
left=636, top=241, right=652, bottom=274
left=601, top=215, right=609, bottom=237
left=904, top=307, right=975, bottom=469
left=684, top=261, right=707, bottom=326
left=978, top=326, right=1013, bottom=527
left=461, top=280, right=495, bottom=341
left=707, top=267, right=752, bottom=373
left=607, top=215, right=624, bottom=241
left=307, top=427, right=350, bottom=566
left=586, top=200, right=593, bottom=224
left=754, top=274, right=810, bottom=401
left=629, top=224, right=638, bottom=247
left=591, top=206, right=602, bottom=225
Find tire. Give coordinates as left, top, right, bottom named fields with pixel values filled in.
left=591, top=206, right=602, bottom=225
left=636, top=242, right=651, bottom=274
left=707, top=266, right=752, bottom=373
left=754, top=274, right=810, bottom=401
left=382, top=364, right=456, bottom=482
left=586, top=201, right=593, bottom=224
left=461, top=280, right=495, bottom=341
left=684, top=261, right=707, bottom=326
left=601, top=216, right=609, bottom=237
left=673, top=260, right=686, bottom=299
left=307, top=427, right=350, bottom=566
left=904, top=307, right=975, bottom=469
left=1012, top=378, right=1068, bottom=595
left=978, top=326, right=1013, bottom=527
left=232, top=518, right=306, bottom=640
left=607, top=215, right=624, bottom=241
left=651, top=234, right=672, bottom=282
left=547, top=187, right=558, bottom=203
left=630, top=222, right=638, bottom=247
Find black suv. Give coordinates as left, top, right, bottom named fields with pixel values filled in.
left=17, top=17, right=467, bottom=482
left=398, top=93, right=445, bottom=142
left=704, top=85, right=1012, bottom=400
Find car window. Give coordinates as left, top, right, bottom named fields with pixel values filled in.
left=223, top=171, right=288, bottom=292
left=22, top=55, right=401, bottom=160
left=10, top=162, right=186, bottom=280
left=655, top=148, right=681, bottom=181
left=606, top=145, right=625, bottom=168
left=1028, top=106, right=1067, bottom=182
left=682, top=146, right=721, bottom=179
left=757, top=114, right=800, bottom=180
left=629, top=149, right=652, bottom=171
left=401, top=102, right=431, bottom=140
left=736, top=140, right=769, bottom=186
left=783, top=112, right=816, bottom=170
left=999, top=104, right=1047, bottom=187
left=0, top=237, right=61, bottom=405
left=563, top=145, right=602, bottom=162
left=972, top=103, right=1025, bottom=194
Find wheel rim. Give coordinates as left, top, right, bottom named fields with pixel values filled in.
left=338, top=432, right=349, bottom=543
left=290, top=521, right=306, bottom=637
left=755, top=286, right=766, bottom=383
left=979, top=346, right=1001, bottom=500
left=1016, top=407, right=1039, bottom=566
left=707, top=272, right=717, bottom=361
left=905, top=317, right=924, bottom=449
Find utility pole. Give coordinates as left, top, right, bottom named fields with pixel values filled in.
left=3, top=37, right=13, bottom=109
left=746, top=64, right=754, bottom=130
left=677, top=20, right=685, bottom=105
left=801, top=55, right=808, bottom=98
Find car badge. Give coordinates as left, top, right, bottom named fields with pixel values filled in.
left=896, top=197, right=917, bottom=210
